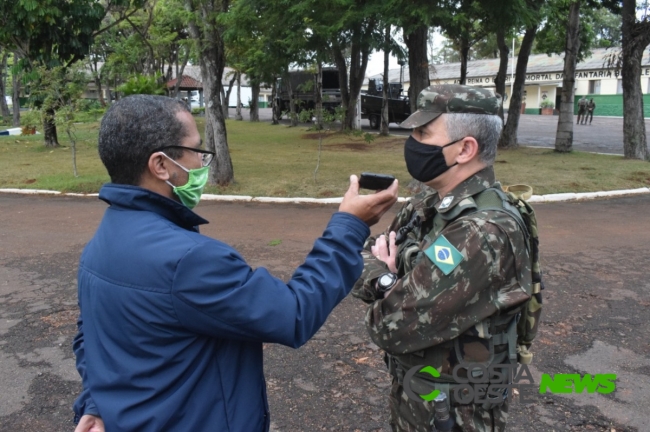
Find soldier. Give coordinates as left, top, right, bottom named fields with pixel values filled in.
left=352, top=84, right=533, bottom=432
left=583, top=98, right=596, bottom=125
left=576, top=96, right=588, bottom=125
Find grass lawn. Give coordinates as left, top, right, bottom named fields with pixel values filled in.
left=1, top=117, right=649, bottom=197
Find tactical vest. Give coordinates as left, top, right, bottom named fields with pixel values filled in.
left=387, top=183, right=543, bottom=410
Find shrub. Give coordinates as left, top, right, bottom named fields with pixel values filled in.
left=540, top=99, right=555, bottom=109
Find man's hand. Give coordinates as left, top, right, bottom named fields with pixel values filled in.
left=339, top=175, right=398, bottom=227
left=75, top=415, right=104, bottom=432
left=371, top=231, right=398, bottom=273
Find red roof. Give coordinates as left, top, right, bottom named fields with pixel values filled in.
left=166, top=75, right=203, bottom=89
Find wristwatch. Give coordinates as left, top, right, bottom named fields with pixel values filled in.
left=376, top=272, right=398, bottom=294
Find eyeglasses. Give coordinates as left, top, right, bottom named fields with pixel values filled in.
left=153, top=145, right=215, bottom=167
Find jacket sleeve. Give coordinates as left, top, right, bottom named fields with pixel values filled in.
left=72, top=312, right=99, bottom=423
left=170, top=212, right=370, bottom=348
left=364, top=218, right=529, bottom=355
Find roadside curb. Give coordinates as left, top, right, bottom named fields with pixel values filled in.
left=1, top=187, right=649, bottom=204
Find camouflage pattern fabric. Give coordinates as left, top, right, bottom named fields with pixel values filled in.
left=352, top=167, right=531, bottom=432
left=388, top=378, right=508, bottom=432
left=400, top=84, right=502, bottom=129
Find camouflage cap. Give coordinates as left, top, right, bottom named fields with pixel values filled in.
left=400, top=84, right=502, bottom=129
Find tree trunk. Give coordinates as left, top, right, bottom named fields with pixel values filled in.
left=235, top=72, right=243, bottom=121
left=340, top=36, right=371, bottom=130
left=173, top=49, right=191, bottom=99
left=250, top=81, right=260, bottom=122
left=404, top=25, right=430, bottom=114
left=554, top=0, right=581, bottom=153
left=271, top=75, right=279, bottom=125
left=380, top=25, right=390, bottom=136
left=0, top=52, right=10, bottom=118
left=96, top=76, right=106, bottom=107
left=621, top=0, right=650, bottom=160
left=287, top=75, right=298, bottom=126
left=222, top=72, right=236, bottom=119
left=186, top=0, right=234, bottom=186
left=332, top=46, right=350, bottom=128
left=221, top=86, right=227, bottom=118
left=498, top=25, right=538, bottom=149
left=43, top=108, right=60, bottom=147
left=12, top=52, right=20, bottom=127
left=495, top=30, right=509, bottom=120
left=315, top=63, right=323, bottom=129
left=459, top=36, right=470, bottom=85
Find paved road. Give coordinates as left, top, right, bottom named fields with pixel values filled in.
left=239, top=108, right=650, bottom=155
left=1, top=192, right=649, bottom=430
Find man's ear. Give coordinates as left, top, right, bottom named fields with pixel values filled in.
left=455, top=137, right=480, bottom=164
left=147, top=152, right=171, bottom=181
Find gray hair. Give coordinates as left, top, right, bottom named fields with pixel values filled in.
left=98, top=95, right=191, bottom=185
left=443, top=113, right=503, bottom=165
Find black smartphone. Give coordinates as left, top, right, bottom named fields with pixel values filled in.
left=359, top=172, right=396, bottom=190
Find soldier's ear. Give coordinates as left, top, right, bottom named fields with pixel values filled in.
left=455, top=137, right=480, bottom=163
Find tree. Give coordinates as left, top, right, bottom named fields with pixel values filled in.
left=12, top=52, right=21, bottom=127
left=224, top=0, right=306, bottom=124
left=554, top=0, right=583, bottom=153
left=185, top=0, right=233, bottom=186
left=118, top=74, right=167, bottom=95
left=0, top=0, right=141, bottom=146
left=498, top=0, right=546, bottom=149
left=439, top=0, right=489, bottom=85
left=620, top=0, right=650, bottom=160
left=31, top=65, right=87, bottom=176
left=536, top=0, right=621, bottom=152
left=0, top=50, right=10, bottom=118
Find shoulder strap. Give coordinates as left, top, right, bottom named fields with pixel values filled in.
left=473, top=187, right=530, bottom=241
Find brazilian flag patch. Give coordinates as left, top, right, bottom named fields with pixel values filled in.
left=424, top=235, right=464, bottom=275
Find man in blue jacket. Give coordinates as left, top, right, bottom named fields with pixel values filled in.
left=73, top=95, right=398, bottom=432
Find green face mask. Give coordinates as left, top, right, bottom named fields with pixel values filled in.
left=162, top=154, right=209, bottom=209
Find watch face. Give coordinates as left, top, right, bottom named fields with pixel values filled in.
left=379, top=274, right=394, bottom=286
left=379, top=273, right=397, bottom=291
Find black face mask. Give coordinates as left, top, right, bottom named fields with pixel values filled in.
left=404, top=135, right=459, bottom=183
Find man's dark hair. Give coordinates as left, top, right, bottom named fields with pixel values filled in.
left=98, top=95, right=191, bottom=185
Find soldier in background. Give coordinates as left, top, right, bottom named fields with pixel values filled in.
left=576, top=96, right=588, bottom=125
left=583, top=98, right=596, bottom=125
left=353, top=84, right=532, bottom=432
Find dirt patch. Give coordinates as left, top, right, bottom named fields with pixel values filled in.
left=40, top=309, right=77, bottom=329
left=626, top=171, right=650, bottom=184
left=300, top=132, right=337, bottom=140
left=324, top=138, right=404, bottom=152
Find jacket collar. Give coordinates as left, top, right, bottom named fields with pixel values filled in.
left=99, top=184, right=209, bottom=230
left=407, top=166, right=497, bottom=223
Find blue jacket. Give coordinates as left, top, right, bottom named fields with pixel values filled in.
left=73, top=184, right=370, bottom=431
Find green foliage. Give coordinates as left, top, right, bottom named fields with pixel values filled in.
left=118, top=74, right=167, bottom=96
left=268, top=239, right=282, bottom=246
left=540, top=99, right=555, bottom=109
left=20, top=110, right=41, bottom=129
left=77, top=99, right=104, bottom=112
left=534, top=0, right=622, bottom=60
left=192, top=107, right=206, bottom=115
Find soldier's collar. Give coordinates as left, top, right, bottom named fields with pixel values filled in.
left=434, top=166, right=496, bottom=219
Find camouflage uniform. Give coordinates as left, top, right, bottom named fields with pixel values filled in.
left=352, top=85, right=532, bottom=432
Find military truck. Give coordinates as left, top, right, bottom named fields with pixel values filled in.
left=361, top=79, right=411, bottom=129
left=275, top=68, right=341, bottom=116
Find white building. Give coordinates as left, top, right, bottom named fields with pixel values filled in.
left=369, top=48, right=650, bottom=116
